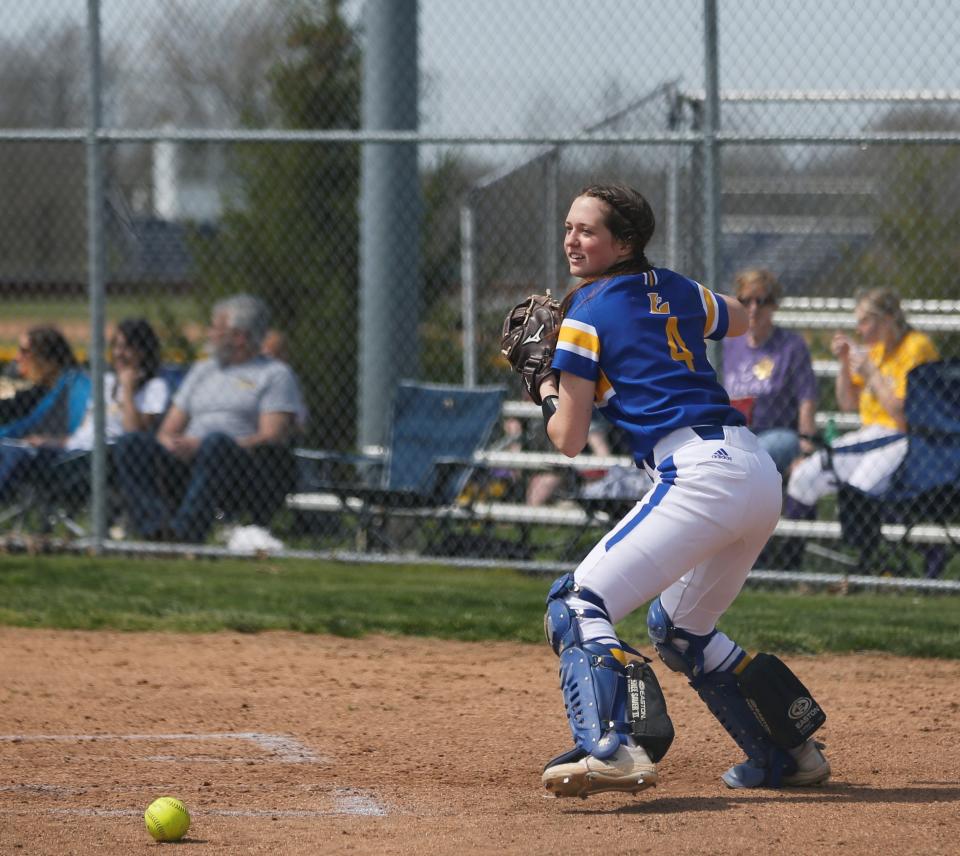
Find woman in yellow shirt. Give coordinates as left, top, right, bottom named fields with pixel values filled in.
left=783, top=288, right=939, bottom=560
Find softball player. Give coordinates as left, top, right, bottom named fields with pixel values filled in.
left=537, top=184, right=829, bottom=798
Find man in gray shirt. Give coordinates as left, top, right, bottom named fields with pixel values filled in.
left=114, top=295, right=302, bottom=542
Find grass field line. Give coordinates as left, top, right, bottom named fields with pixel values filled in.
left=0, top=731, right=324, bottom=763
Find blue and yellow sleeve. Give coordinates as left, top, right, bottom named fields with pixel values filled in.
left=553, top=317, right=600, bottom=381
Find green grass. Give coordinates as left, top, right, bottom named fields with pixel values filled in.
left=1, top=554, right=958, bottom=658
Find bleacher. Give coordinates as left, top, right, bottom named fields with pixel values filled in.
left=287, top=298, right=960, bottom=569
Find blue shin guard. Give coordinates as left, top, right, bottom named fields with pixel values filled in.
left=647, top=598, right=797, bottom=788
left=544, top=574, right=630, bottom=760
left=692, top=669, right=796, bottom=787
left=557, top=640, right=631, bottom=759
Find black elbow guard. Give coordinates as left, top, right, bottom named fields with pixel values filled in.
left=541, top=395, right=559, bottom=433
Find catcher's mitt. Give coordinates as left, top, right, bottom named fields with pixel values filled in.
left=500, top=292, right=562, bottom=405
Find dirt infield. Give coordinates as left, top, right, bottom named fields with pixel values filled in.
left=1, top=628, right=959, bottom=855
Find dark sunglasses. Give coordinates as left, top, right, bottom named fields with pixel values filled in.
left=738, top=295, right=775, bottom=308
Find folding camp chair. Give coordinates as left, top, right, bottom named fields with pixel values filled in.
left=295, top=380, right=506, bottom=551
left=836, top=359, right=960, bottom=577
left=0, top=448, right=94, bottom=537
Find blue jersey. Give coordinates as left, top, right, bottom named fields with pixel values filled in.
left=551, top=268, right=745, bottom=464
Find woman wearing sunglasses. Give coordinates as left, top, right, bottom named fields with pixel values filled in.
left=722, top=269, right=818, bottom=474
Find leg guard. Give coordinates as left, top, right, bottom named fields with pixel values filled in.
left=623, top=658, right=675, bottom=763
left=544, top=574, right=674, bottom=762
left=544, top=574, right=629, bottom=760
left=695, top=670, right=796, bottom=787
left=737, top=653, right=826, bottom=748
left=647, top=597, right=816, bottom=787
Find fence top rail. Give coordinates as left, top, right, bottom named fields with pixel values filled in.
left=5, top=127, right=960, bottom=146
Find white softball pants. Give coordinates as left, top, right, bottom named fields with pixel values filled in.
left=573, top=425, right=782, bottom=638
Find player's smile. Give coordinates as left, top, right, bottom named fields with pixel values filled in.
left=564, top=195, right=631, bottom=279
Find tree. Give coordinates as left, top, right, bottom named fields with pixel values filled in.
left=839, top=107, right=960, bottom=301
left=190, top=0, right=362, bottom=448
left=0, top=23, right=103, bottom=289
left=132, top=0, right=286, bottom=129
left=112, top=0, right=289, bottom=221
left=417, top=150, right=491, bottom=384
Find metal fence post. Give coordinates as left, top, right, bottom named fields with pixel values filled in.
left=702, top=0, right=723, bottom=373
left=544, top=151, right=559, bottom=292
left=86, top=0, right=106, bottom=550
left=358, top=0, right=420, bottom=447
left=460, top=199, right=477, bottom=387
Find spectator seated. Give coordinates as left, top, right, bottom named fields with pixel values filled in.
left=836, top=360, right=960, bottom=578
left=1, top=319, right=174, bottom=539
left=0, top=325, right=91, bottom=519
left=112, top=295, right=302, bottom=545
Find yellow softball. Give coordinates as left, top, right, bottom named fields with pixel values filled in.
left=144, top=796, right=191, bottom=842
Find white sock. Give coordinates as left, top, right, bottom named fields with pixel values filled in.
left=702, top=631, right=745, bottom=673
left=565, top=593, right=618, bottom=648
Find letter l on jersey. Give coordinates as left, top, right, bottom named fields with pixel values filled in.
left=648, top=293, right=671, bottom=314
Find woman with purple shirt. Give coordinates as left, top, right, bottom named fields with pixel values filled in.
left=722, top=269, right=818, bottom=473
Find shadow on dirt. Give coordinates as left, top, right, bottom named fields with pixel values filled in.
left=557, top=782, right=960, bottom=814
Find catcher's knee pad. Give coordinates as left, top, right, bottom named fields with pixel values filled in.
left=648, top=597, right=706, bottom=678
left=647, top=598, right=825, bottom=786
left=544, top=575, right=674, bottom=762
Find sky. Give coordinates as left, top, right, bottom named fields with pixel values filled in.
left=416, top=0, right=960, bottom=136
left=4, top=1, right=958, bottom=138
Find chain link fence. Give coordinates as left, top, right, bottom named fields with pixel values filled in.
left=2, top=0, right=960, bottom=586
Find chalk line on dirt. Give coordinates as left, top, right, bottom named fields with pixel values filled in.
left=0, top=732, right=325, bottom=763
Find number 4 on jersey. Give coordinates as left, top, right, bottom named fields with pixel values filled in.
left=665, top=316, right=694, bottom=371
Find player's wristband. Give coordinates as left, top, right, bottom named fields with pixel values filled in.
left=541, top=395, right=559, bottom=432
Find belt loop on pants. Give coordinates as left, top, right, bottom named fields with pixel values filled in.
left=693, top=425, right=724, bottom=441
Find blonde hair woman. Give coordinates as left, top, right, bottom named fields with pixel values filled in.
left=784, top=287, right=939, bottom=559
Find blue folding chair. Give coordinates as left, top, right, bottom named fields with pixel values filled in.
left=295, top=380, right=506, bottom=550
left=837, top=360, right=960, bottom=577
